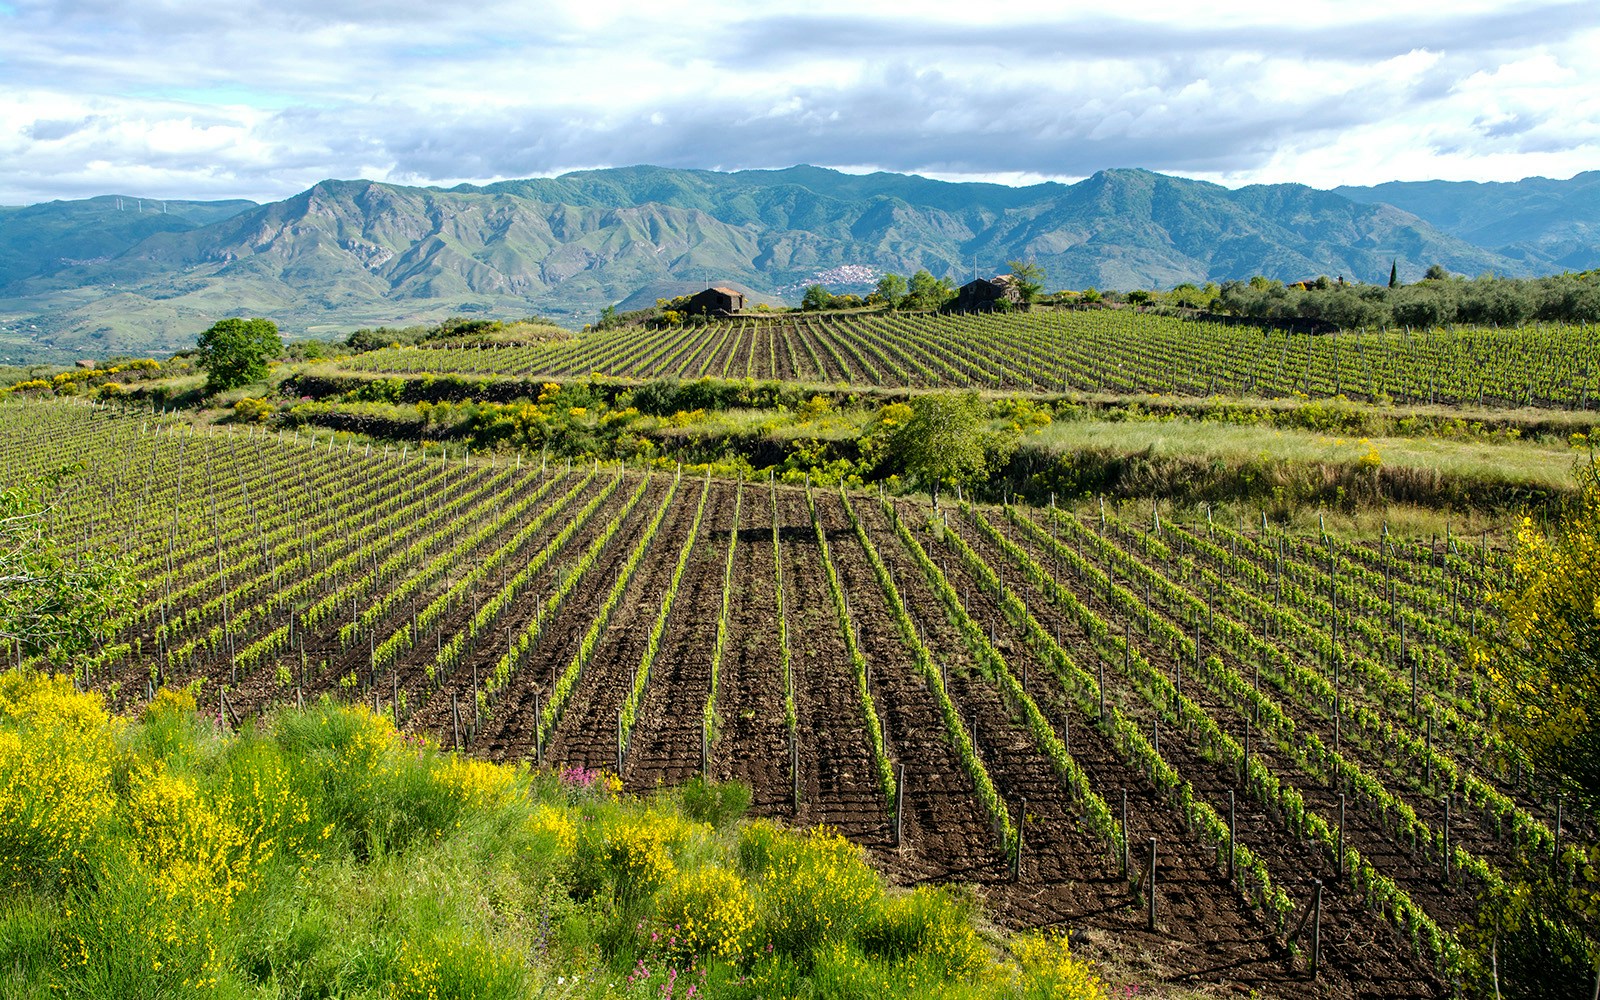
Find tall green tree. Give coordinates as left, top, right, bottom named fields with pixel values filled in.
left=901, top=270, right=955, bottom=311
left=196, top=317, right=282, bottom=392
left=800, top=285, right=834, bottom=311
left=0, top=469, right=138, bottom=664
left=891, top=392, right=986, bottom=507
left=873, top=273, right=907, bottom=308
left=1006, top=260, right=1045, bottom=303
left=1388, top=259, right=1400, bottom=289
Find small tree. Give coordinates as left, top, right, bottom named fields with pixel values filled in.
left=1006, top=260, right=1045, bottom=303
left=873, top=273, right=907, bottom=308
left=892, top=392, right=987, bottom=507
left=1388, top=259, right=1400, bottom=289
left=196, top=317, right=282, bottom=392
left=801, top=285, right=834, bottom=311
left=901, top=270, right=955, bottom=312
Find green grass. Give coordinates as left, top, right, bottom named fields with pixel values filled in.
left=1032, top=417, right=1580, bottom=489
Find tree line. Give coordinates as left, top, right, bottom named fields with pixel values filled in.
left=804, top=261, right=1046, bottom=313
left=1208, top=269, right=1600, bottom=329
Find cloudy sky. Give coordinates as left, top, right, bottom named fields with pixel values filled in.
left=2, top=0, right=1597, bottom=205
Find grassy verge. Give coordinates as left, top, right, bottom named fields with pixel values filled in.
left=0, top=672, right=1110, bottom=1000
left=1016, top=415, right=1581, bottom=515
left=1031, top=418, right=1575, bottom=489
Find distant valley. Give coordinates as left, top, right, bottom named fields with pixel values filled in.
left=1, top=165, right=1596, bottom=363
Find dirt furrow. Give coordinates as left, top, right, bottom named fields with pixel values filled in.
left=706, top=491, right=789, bottom=810
left=623, top=485, right=737, bottom=788
left=777, top=490, right=889, bottom=842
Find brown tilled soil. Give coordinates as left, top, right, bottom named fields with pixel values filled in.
left=113, top=480, right=1474, bottom=997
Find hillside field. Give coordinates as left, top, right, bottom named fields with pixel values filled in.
left=3, top=352, right=1584, bottom=997
left=343, top=310, right=1600, bottom=410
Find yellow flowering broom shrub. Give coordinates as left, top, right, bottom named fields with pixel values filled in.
left=1009, top=931, right=1109, bottom=999
left=859, top=885, right=990, bottom=981
left=654, top=866, right=756, bottom=960
left=525, top=801, right=578, bottom=861
left=742, top=822, right=882, bottom=959
left=0, top=674, right=119, bottom=893
left=391, top=933, right=526, bottom=1000
left=580, top=816, right=677, bottom=904
left=1483, top=464, right=1600, bottom=803
left=125, top=760, right=252, bottom=910
left=0, top=669, right=115, bottom=733
left=70, top=762, right=250, bottom=992
left=432, top=753, right=520, bottom=813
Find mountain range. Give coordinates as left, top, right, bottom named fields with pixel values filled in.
left=1, top=165, right=1595, bottom=363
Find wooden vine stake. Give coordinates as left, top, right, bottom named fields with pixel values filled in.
left=893, top=764, right=905, bottom=848
left=1146, top=837, right=1158, bottom=931
left=1311, top=879, right=1324, bottom=978
left=1228, top=789, right=1237, bottom=882
left=533, top=690, right=543, bottom=763
left=1337, top=793, right=1346, bottom=879
left=791, top=729, right=800, bottom=813
left=1120, top=789, right=1130, bottom=878
left=1011, top=799, right=1025, bottom=882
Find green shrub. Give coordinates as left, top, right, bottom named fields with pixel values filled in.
left=679, top=776, right=751, bottom=829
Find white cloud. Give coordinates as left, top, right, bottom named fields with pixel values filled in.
left=0, top=0, right=1596, bottom=203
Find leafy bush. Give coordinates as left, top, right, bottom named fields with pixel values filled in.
left=232, top=396, right=273, bottom=422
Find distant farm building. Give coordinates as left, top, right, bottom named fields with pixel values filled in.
left=947, top=274, right=1022, bottom=313
left=680, top=287, right=745, bottom=316
left=1288, top=276, right=1346, bottom=292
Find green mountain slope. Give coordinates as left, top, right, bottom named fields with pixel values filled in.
left=0, top=196, right=256, bottom=288
left=0, top=166, right=1581, bottom=362
left=1336, top=172, right=1600, bottom=271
